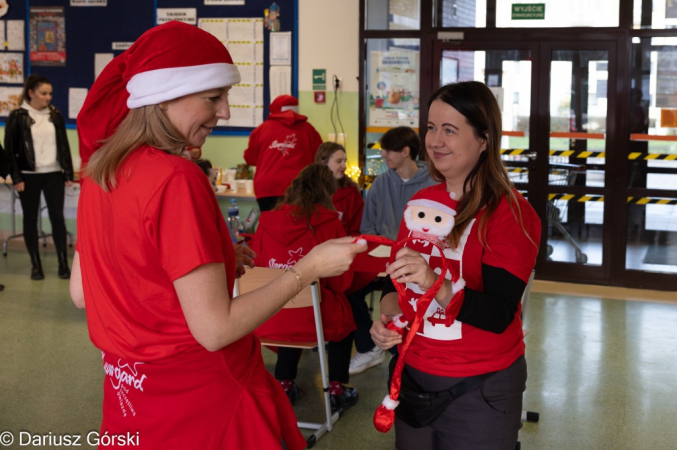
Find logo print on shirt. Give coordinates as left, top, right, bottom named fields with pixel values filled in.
left=269, top=134, right=298, bottom=156
left=103, top=358, right=148, bottom=392
left=101, top=352, right=146, bottom=418
left=286, top=247, right=304, bottom=265
left=268, top=247, right=305, bottom=269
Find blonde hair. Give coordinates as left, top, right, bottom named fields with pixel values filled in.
left=426, top=81, right=534, bottom=248
left=85, top=105, right=188, bottom=191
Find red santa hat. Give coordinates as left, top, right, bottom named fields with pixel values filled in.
left=77, top=21, right=240, bottom=167
left=405, top=198, right=457, bottom=217
left=269, top=95, right=299, bottom=113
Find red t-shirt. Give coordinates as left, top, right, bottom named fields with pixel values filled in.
left=77, top=146, right=233, bottom=362
left=76, top=146, right=306, bottom=450
left=251, top=204, right=356, bottom=342
left=332, top=185, right=364, bottom=237
left=395, top=184, right=541, bottom=377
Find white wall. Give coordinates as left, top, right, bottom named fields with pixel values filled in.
left=298, top=0, right=360, bottom=93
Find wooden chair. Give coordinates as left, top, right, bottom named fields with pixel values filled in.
left=233, top=267, right=339, bottom=449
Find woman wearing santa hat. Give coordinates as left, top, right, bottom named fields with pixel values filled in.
left=244, top=94, right=323, bottom=212
left=70, top=21, right=365, bottom=450
left=370, top=81, right=541, bottom=449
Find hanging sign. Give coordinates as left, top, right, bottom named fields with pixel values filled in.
left=205, top=0, right=245, bottom=4
left=156, top=8, right=197, bottom=25
left=71, top=0, right=107, bottom=6
left=511, top=3, right=545, bottom=20
left=112, top=42, right=133, bottom=51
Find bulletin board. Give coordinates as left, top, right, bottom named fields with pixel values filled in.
left=0, top=0, right=298, bottom=136
left=0, top=1, right=29, bottom=117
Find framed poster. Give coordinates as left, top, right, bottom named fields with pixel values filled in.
left=29, top=6, right=66, bottom=66
left=368, top=50, right=420, bottom=128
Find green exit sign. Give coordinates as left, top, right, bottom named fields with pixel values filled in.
left=512, top=3, right=545, bottom=20
left=312, top=69, right=326, bottom=90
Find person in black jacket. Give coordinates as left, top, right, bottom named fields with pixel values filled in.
left=4, top=74, right=74, bottom=280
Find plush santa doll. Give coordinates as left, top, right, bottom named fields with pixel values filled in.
left=363, top=188, right=467, bottom=433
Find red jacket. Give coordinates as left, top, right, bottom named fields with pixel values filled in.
left=244, top=111, right=323, bottom=199
left=251, top=204, right=356, bottom=342
left=332, top=185, right=364, bottom=237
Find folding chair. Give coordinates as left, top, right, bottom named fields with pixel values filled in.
left=233, top=267, right=340, bottom=449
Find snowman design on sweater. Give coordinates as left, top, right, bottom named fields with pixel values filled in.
left=398, top=189, right=474, bottom=341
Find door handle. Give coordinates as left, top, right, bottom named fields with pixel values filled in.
left=526, top=152, right=537, bottom=160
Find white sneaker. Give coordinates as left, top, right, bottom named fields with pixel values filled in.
left=349, top=346, right=386, bottom=375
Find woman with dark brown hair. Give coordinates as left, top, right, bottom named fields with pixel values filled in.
left=5, top=74, right=74, bottom=280
left=371, top=81, right=541, bottom=449
left=251, top=163, right=359, bottom=411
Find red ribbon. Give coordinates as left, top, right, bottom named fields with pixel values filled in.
left=353, top=234, right=453, bottom=433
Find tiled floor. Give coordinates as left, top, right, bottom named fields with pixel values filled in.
left=1, top=248, right=677, bottom=449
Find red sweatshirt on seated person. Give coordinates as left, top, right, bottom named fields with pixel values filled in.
left=251, top=204, right=356, bottom=342
left=332, top=185, right=364, bottom=237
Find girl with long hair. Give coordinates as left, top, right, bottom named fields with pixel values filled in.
left=315, top=141, right=363, bottom=235
left=252, top=163, right=359, bottom=411
left=371, top=81, right=541, bottom=449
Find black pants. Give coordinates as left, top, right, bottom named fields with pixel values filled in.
left=275, top=334, right=353, bottom=384
left=347, top=278, right=384, bottom=353
left=18, top=172, right=67, bottom=253
left=395, top=356, right=527, bottom=450
left=257, top=196, right=284, bottom=213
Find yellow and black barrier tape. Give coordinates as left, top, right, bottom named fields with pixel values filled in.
left=501, top=149, right=677, bottom=160
left=627, top=197, right=677, bottom=205
left=546, top=194, right=677, bottom=205
left=549, top=150, right=606, bottom=158
left=500, top=149, right=528, bottom=156
left=628, top=153, right=677, bottom=161
left=548, top=194, right=605, bottom=203
left=499, top=149, right=606, bottom=158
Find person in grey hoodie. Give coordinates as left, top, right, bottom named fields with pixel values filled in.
left=361, top=127, right=438, bottom=241
left=348, top=126, right=437, bottom=376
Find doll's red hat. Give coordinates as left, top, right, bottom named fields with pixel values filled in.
left=77, top=21, right=240, bottom=167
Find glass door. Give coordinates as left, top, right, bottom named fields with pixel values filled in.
left=433, top=40, right=620, bottom=285
left=622, top=36, right=677, bottom=289
left=535, top=42, right=618, bottom=284
left=431, top=41, right=539, bottom=201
